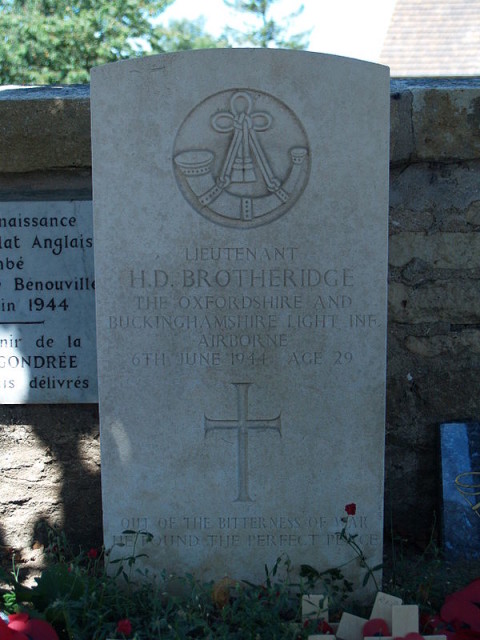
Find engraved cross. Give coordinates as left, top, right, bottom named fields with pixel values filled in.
left=204, top=382, right=281, bottom=502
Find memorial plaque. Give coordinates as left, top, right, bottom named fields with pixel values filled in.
left=440, top=422, right=480, bottom=559
left=0, top=200, right=97, bottom=403
left=91, top=50, right=389, bottom=586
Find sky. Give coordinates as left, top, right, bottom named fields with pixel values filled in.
left=159, top=0, right=398, bottom=63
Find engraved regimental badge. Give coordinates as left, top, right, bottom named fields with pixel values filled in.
left=173, top=89, right=310, bottom=229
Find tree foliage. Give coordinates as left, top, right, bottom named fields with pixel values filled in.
left=223, top=0, right=310, bottom=49
left=0, top=0, right=309, bottom=84
left=0, top=0, right=225, bottom=84
left=154, top=17, right=229, bottom=52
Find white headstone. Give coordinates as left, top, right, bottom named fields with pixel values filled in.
left=91, top=49, right=389, bottom=587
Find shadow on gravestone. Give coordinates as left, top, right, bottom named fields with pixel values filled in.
left=440, top=422, right=480, bottom=560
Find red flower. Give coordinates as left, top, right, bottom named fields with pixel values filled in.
left=257, top=585, right=268, bottom=600
left=403, top=633, right=425, bottom=640
left=345, top=503, right=357, bottom=516
left=303, top=620, right=334, bottom=633
left=0, top=619, right=17, bottom=640
left=87, top=548, right=98, bottom=559
left=0, top=613, right=59, bottom=640
left=116, top=619, right=132, bottom=636
left=317, top=620, right=334, bottom=634
left=364, top=618, right=390, bottom=637
left=441, top=580, right=480, bottom=632
left=455, top=630, right=480, bottom=640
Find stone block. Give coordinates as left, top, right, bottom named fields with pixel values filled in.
left=0, top=86, right=91, bottom=173
left=411, top=83, right=480, bottom=162
left=405, top=332, right=480, bottom=358
left=389, top=86, right=414, bottom=165
left=389, top=232, right=480, bottom=269
left=388, top=282, right=480, bottom=324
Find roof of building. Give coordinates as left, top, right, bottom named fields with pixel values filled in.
left=380, top=0, right=480, bottom=76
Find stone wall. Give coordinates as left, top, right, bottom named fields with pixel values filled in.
left=0, top=85, right=99, bottom=560
left=387, top=78, right=480, bottom=545
left=0, top=78, right=479, bottom=561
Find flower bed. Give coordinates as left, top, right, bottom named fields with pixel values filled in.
left=0, top=505, right=478, bottom=640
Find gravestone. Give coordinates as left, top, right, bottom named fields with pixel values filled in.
left=0, top=200, right=97, bottom=403
left=440, top=422, right=480, bottom=559
left=91, top=49, right=389, bottom=587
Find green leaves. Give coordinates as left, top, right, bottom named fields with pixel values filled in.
left=0, top=0, right=210, bottom=83
left=222, top=0, right=310, bottom=49
left=153, top=17, right=230, bottom=52
left=16, top=563, right=86, bottom=611
left=0, top=0, right=310, bottom=83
